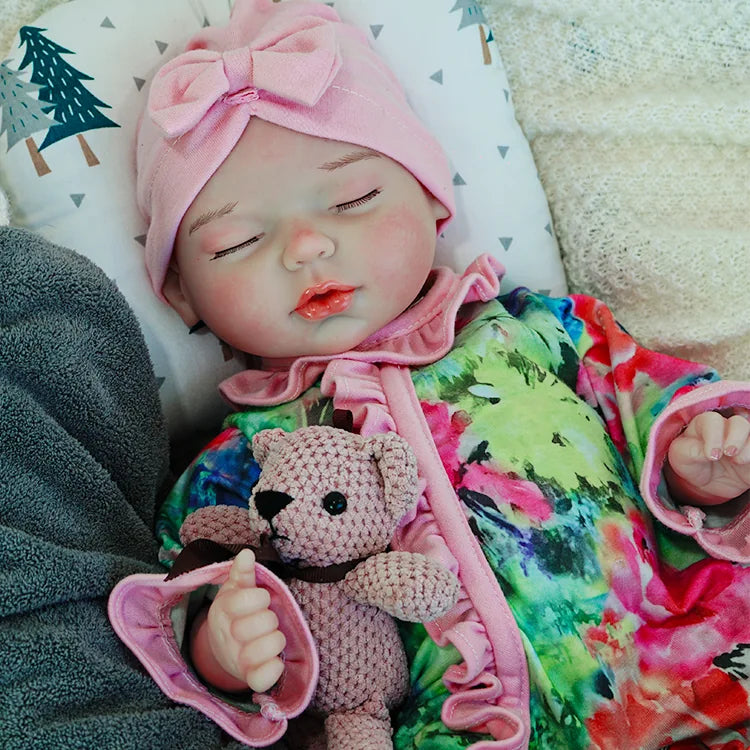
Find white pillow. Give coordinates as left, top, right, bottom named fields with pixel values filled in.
left=0, top=0, right=565, bottom=438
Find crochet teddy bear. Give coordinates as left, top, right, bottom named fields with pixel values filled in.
left=179, top=425, right=461, bottom=750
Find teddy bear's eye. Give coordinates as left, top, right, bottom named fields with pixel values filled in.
left=322, top=491, right=347, bottom=515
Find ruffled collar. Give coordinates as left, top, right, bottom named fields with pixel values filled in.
left=219, top=254, right=503, bottom=408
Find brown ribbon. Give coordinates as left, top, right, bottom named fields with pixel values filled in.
left=166, top=537, right=367, bottom=583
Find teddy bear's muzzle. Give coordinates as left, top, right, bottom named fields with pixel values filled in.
left=255, top=489, right=293, bottom=520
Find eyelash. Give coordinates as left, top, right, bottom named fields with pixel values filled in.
left=210, top=234, right=265, bottom=261
left=334, top=188, right=381, bottom=213
left=210, top=189, right=381, bottom=260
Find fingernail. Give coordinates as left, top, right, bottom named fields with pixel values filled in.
left=710, top=448, right=722, bottom=460
left=725, top=446, right=739, bottom=457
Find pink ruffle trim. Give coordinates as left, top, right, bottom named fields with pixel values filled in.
left=108, top=560, right=318, bottom=746
left=641, top=380, right=750, bottom=562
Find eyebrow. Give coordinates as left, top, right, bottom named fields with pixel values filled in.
left=188, top=201, right=238, bottom=236
left=318, top=149, right=381, bottom=171
left=186, top=150, right=380, bottom=235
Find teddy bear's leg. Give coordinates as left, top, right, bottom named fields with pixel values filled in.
left=324, top=706, right=393, bottom=750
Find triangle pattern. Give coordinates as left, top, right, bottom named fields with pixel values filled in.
left=545, top=222, right=553, bottom=235
left=70, top=193, right=85, bottom=208
left=370, top=24, right=383, bottom=39
left=452, top=173, right=466, bottom=186
left=497, top=146, right=509, bottom=159
left=430, top=69, right=443, bottom=84
left=202, top=17, right=210, bottom=27
left=499, top=236, right=513, bottom=250
left=133, top=77, right=146, bottom=91
left=503, top=89, right=509, bottom=102
left=155, top=40, right=168, bottom=54
left=134, top=234, right=147, bottom=246
left=156, top=377, right=166, bottom=389
left=537, top=289, right=551, bottom=296
left=101, top=16, right=115, bottom=28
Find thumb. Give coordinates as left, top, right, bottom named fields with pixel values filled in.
left=228, top=548, right=257, bottom=589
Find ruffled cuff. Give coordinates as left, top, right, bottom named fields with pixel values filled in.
left=108, top=560, right=318, bottom=746
left=640, top=380, right=750, bottom=562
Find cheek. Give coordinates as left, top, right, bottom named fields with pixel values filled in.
left=184, top=268, right=269, bottom=334
left=362, top=206, right=435, bottom=279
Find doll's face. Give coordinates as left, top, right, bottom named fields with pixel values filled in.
left=166, top=119, right=449, bottom=359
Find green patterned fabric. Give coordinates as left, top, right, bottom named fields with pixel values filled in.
left=158, top=286, right=750, bottom=749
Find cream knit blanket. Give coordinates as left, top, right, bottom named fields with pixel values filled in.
left=0, top=0, right=64, bottom=59
left=481, top=0, right=750, bottom=380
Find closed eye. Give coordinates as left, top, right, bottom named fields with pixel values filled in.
left=334, top=188, right=381, bottom=214
left=210, top=233, right=265, bottom=260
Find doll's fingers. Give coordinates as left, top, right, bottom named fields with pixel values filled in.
left=670, top=434, right=706, bottom=463
left=722, top=415, right=750, bottom=458
left=691, top=411, right=727, bottom=461
left=245, top=656, right=285, bottom=694
left=222, top=585, right=272, bottom=617
left=733, top=438, right=750, bottom=465
left=230, top=608, right=280, bottom=643
left=227, top=548, right=257, bottom=589
left=239, top=630, right=287, bottom=670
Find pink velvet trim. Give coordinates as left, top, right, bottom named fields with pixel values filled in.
left=108, top=561, right=318, bottom=746
left=640, top=380, right=750, bottom=562
left=384, top=365, right=530, bottom=749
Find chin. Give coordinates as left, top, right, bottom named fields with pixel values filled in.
left=310, top=322, right=377, bottom=357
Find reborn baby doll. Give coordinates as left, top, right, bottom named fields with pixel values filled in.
left=116, top=0, right=750, bottom=747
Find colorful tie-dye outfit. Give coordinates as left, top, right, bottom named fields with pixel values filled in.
left=112, top=256, right=750, bottom=749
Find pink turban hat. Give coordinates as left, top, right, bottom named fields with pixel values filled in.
left=136, top=0, right=455, bottom=298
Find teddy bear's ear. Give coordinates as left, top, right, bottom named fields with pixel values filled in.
left=367, top=432, right=420, bottom=520
left=251, top=428, right=290, bottom=467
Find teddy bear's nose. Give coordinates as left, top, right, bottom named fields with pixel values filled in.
left=254, top=490, right=294, bottom=521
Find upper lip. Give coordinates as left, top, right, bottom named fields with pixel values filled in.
left=295, top=281, right=355, bottom=310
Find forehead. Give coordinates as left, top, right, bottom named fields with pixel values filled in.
left=223, top=118, right=369, bottom=171
left=184, top=119, right=383, bottom=217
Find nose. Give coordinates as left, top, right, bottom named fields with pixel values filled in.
left=282, top=224, right=335, bottom=270
left=254, top=490, right=294, bottom=521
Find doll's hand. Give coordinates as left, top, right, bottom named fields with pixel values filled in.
left=192, top=548, right=286, bottom=693
left=666, top=410, right=750, bottom=506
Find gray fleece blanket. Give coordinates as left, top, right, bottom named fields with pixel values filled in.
left=0, top=227, right=257, bottom=749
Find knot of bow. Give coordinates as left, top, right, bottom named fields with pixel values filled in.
left=148, top=20, right=342, bottom=139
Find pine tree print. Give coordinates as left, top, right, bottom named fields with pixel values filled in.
left=450, top=0, right=492, bottom=65
left=18, top=26, right=119, bottom=166
left=0, top=60, right=56, bottom=176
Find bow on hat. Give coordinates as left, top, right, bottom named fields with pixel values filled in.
left=149, top=19, right=342, bottom=139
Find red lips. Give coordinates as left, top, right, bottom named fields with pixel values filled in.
left=294, top=281, right=355, bottom=321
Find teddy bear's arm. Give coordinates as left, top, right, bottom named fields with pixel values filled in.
left=179, top=504, right=261, bottom=547
left=342, top=551, right=460, bottom=622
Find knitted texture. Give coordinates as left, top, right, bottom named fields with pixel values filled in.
left=324, top=709, right=393, bottom=750
left=178, top=426, right=461, bottom=746
left=180, top=504, right=256, bottom=547
left=342, top=551, right=460, bottom=622
left=250, top=426, right=419, bottom=567
left=288, top=579, right=408, bottom=717
left=481, top=0, right=750, bottom=379
left=0, top=0, right=63, bottom=57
